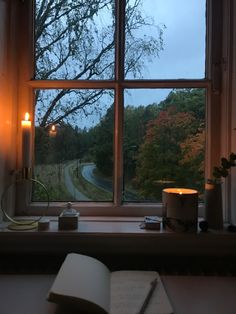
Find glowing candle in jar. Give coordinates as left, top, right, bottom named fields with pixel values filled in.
left=162, top=188, right=198, bottom=232
left=21, top=112, right=32, bottom=168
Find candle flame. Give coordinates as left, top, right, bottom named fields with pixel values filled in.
left=21, top=112, right=31, bottom=127
left=25, top=112, right=30, bottom=121
left=163, top=188, right=198, bottom=195
left=49, top=124, right=57, bottom=137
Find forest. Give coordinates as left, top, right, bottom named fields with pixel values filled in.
left=34, top=88, right=205, bottom=201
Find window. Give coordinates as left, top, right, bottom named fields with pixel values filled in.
left=15, top=0, right=227, bottom=217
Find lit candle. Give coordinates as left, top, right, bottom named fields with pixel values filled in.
left=162, top=188, right=198, bottom=232
left=49, top=124, right=56, bottom=137
left=21, top=112, right=32, bottom=168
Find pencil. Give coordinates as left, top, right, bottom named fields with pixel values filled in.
left=137, top=277, right=158, bottom=314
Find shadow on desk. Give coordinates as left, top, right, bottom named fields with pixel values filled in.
left=1, top=253, right=236, bottom=275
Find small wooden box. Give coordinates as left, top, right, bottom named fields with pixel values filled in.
left=58, top=213, right=79, bottom=230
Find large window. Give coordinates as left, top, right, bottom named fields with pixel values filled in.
left=24, top=0, right=210, bottom=215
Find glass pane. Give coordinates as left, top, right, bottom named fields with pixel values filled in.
left=34, top=1, right=115, bottom=80
left=125, top=0, right=206, bottom=79
left=123, top=88, right=206, bottom=202
left=33, top=89, right=114, bottom=202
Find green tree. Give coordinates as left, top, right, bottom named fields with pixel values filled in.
left=35, top=123, right=80, bottom=164
left=53, top=123, right=79, bottom=162
left=158, top=88, right=205, bottom=120
left=91, top=103, right=159, bottom=179
left=93, top=106, right=114, bottom=176
left=34, top=126, right=50, bottom=164
left=124, top=104, right=159, bottom=180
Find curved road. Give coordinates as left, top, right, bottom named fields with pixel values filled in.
left=81, top=163, right=139, bottom=200
left=64, top=162, right=90, bottom=201
left=81, top=163, right=112, bottom=192
left=64, top=161, right=139, bottom=201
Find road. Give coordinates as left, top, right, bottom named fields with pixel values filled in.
left=64, top=161, right=139, bottom=201
left=81, top=163, right=139, bottom=200
left=64, top=161, right=90, bottom=201
left=81, top=163, right=112, bottom=192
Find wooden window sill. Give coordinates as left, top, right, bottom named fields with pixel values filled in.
left=0, top=216, right=236, bottom=257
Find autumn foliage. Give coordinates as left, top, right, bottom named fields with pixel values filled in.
left=135, top=90, right=205, bottom=199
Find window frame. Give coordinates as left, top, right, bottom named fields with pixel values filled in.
left=14, top=0, right=230, bottom=218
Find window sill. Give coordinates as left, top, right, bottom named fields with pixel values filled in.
left=0, top=216, right=236, bottom=258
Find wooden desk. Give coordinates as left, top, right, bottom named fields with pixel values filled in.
left=0, top=274, right=236, bottom=314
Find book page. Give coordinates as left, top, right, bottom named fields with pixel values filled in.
left=110, top=271, right=173, bottom=314
left=47, top=253, right=110, bottom=314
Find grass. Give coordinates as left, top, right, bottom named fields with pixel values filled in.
left=33, top=161, right=113, bottom=202
left=33, top=163, right=75, bottom=201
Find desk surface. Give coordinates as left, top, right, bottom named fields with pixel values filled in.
left=0, top=274, right=236, bottom=314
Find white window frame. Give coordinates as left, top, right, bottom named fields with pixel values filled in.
left=10, top=0, right=234, bottom=219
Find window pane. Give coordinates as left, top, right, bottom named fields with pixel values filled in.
left=33, top=89, right=114, bottom=202
left=125, top=0, right=206, bottom=79
left=123, top=88, right=206, bottom=202
left=34, top=1, right=115, bottom=80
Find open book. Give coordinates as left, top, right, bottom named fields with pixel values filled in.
left=47, top=253, right=173, bottom=314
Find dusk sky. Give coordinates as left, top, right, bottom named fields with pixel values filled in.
left=85, top=0, right=206, bottom=128
left=125, top=0, right=206, bottom=106
left=35, top=0, right=206, bottom=129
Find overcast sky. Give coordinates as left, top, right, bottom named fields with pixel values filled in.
left=35, top=0, right=206, bottom=129
left=78, top=0, right=206, bottom=128
left=125, top=0, right=206, bottom=106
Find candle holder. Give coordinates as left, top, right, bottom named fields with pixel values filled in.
left=1, top=167, right=50, bottom=230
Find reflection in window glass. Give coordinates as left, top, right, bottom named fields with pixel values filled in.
left=34, top=1, right=115, bottom=80
left=123, top=88, right=206, bottom=202
left=33, top=89, right=114, bottom=202
left=125, top=0, right=206, bottom=79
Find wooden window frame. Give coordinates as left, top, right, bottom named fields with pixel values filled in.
left=13, top=0, right=233, bottom=219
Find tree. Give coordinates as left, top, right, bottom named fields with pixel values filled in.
left=93, top=105, right=114, bottom=176
left=34, top=0, right=165, bottom=128
left=53, top=123, right=80, bottom=162
left=180, top=128, right=205, bottom=191
left=135, top=102, right=204, bottom=199
left=158, top=88, right=205, bottom=121
left=35, top=123, right=80, bottom=164
left=90, top=103, right=159, bottom=179
left=123, top=104, right=159, bottom=180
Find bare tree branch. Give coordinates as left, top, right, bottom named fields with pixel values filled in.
left=35, top=0, right=164, bottom=126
